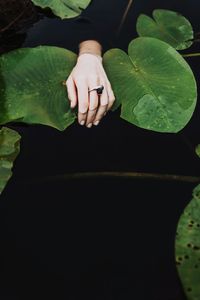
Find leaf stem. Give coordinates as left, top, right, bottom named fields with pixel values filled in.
left=23, top=171, right=200, bottom=184
left=116, top=0, right=134, bottom=37
left=182, top=53, right=200, bottom=57
left=0, top=3, right=29, bottom=33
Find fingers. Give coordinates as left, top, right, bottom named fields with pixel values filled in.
left=66, top=76, right=77, bottom=108
left=86, top=78, right=99, bottom=127
left=106, top=81, right=116, bottom=111
left=93, top=85, right=108, bottom=125
left=66, top=69, right=115, bottom=127
left=86, top=99, right=98, bottom=128
left=76, top=78, right=89, bottom=125
left=92, top=79, right=116, bottom=125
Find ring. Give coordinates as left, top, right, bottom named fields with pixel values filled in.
left=88, top=85, right=104, bottom=95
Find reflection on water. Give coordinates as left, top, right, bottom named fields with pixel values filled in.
left=0, top=0, right=200, bottom=299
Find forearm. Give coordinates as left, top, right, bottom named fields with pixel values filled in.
left=78, top=40, right=102, bottom=57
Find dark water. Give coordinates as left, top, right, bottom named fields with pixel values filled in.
left=0, top=1, right=200, bottom=299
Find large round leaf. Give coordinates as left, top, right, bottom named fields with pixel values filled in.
left=0, top=46, right=77, bottom=130
left=136, top=9, right=194, bottom=50
left=103, top=37, right=197, bottom=133
left=31, top=0, right=91, bottom=19
left=176, top=184, right=200, bottom=300
left=0, top=126, right=20, bottom=195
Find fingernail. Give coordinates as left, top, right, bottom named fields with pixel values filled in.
left=93, top=120, right=99, bottom=126
left=80, top=120, right=85, bottom=125
left=87, top=123, right=92, bottom=128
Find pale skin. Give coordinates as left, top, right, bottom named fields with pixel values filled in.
left=66, top=40, right=116, bottom=128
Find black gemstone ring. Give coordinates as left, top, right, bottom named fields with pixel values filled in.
left=89, top=85, right=104, bottom=95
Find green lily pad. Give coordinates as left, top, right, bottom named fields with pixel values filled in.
left=103, top=37, right=197, bottom=133
left=136, top=9, right=194, bottom=50
left=0, top=46, right=77, bottom=130
left=195, top=145, right=200, bottom=158
left=0, top=126, right=20, bottom=195
left=31, top=0, right=91, bottom=19
left=176, top=184, right=200, bottom=300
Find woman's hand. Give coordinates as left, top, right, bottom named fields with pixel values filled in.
left=66, top=51, right=115, bottom=128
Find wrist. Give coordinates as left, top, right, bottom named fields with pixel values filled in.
left=78, top=39, right=102, bottom=56
left=78, top=52, right=103, bottom=63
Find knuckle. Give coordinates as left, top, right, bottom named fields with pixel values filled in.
left=79, top=97, right=88, bottom=104
left=89, top=105, right=98, bottom=111
left=79, top=103, right=88, bottom=113
left=89, top=92, right=98, bottom=100
left=66, top=80, right=71, bottom=88
left=79, top=101, right=88, bottom=109
left=75, top=75, right=86, bottom=84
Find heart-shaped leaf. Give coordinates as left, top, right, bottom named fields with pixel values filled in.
left=136, top=9, right=194, bottom=50
left=0, top=46, right=77, bottom=130
left=0, top=126, right=20, bottom=195
left=103, top=37, right=197, bottom=133
left=176, top=184, right=200, bottom=300
left=31, top=0, right=91, bottom=19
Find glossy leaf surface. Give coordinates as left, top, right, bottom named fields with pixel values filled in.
left=103, top=37, right=197, bottom=133
left=0, top=46, right=76, bottom=130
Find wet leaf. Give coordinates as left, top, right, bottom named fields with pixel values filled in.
left=0, top=127, right=20, bottom=195
left=136, top=9, right=194, bottom=50
left=103, top=37, right=197, bottom=133
left=31, top=0, right=91, bottom=19
left=0, top=46, right=77, bottom=130
left=176, top=184, right=200, bottom=300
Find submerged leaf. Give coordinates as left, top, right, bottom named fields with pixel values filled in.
left=0, top=126, right=20, bottom=194
left=176, top=184, right=200, bottom=300
left=103, top=37, right=197, bottom=133
left=31, top=0, right=91, bottom=19
left=0, top=46, right=77, bottom=130
left=136, top=9, right=194, bottom=50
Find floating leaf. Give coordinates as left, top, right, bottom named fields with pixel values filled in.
left=31, top=0, right=91, bottom=19
left=0, top=46, right=77, bottom=130
left=0, top=126, right=20, bottom=194
left=195, top=145, right=200, bottom=158
left=176, top=184, right=200, bottom=300
left=103, top=37, right=197, bottom=133
left=136, top=9, right=194, bottom=50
